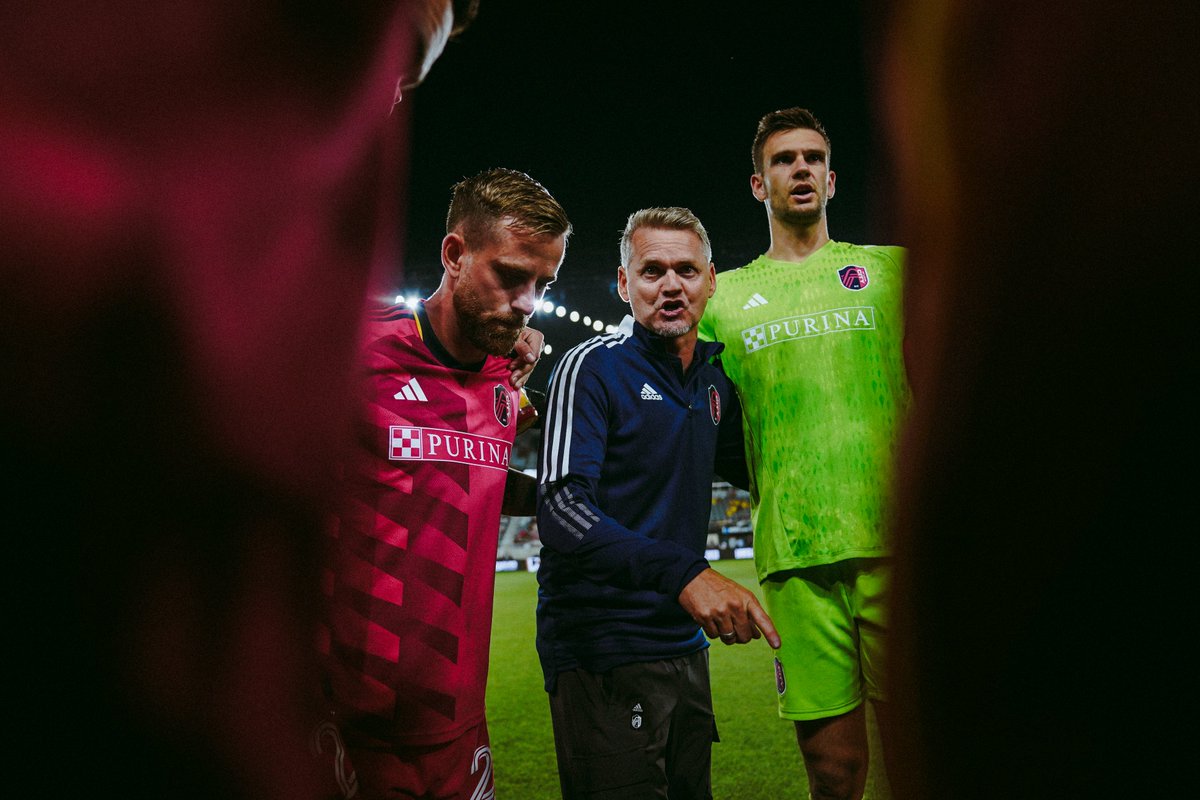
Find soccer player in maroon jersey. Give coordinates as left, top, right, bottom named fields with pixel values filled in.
left=319, top=167, right=571, bottom=800
left=0, top=3, right=552, bottom=799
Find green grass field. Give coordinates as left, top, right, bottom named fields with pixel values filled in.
left=486, top=558, right=892, bottom=799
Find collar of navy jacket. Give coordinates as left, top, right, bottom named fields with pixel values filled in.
left=618, top=314, right=726, bottom=379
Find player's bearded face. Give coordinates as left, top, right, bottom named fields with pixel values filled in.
left=453, top=265, right=527, bottom=356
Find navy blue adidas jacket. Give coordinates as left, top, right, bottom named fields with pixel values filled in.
left=535, top=316, right=748, bottom=691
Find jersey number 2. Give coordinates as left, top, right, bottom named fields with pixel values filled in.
left=470, top=744, right=494, bottom=800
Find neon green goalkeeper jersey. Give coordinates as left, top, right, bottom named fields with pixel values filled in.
left=698, top=241, right=909, bottom=580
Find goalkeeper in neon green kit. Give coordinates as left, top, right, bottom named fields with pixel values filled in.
left=698, top=108, right=908, bottom=800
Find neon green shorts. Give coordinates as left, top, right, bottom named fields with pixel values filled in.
left=761, top=558, right=889, bottom=721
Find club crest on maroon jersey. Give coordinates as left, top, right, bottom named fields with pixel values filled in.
left=838, top=264, right=869, bottom=290
left=708, top=385, right=721, bottom=425
left=493, top=384, right=511, bottom=427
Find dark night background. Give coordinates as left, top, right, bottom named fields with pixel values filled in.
left=392, top=1, right=889, bottom=392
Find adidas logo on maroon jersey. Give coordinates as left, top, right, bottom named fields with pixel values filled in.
left=393, top=377, right=428, bottom=402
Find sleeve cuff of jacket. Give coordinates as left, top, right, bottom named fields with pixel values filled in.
left=674, top=558, right=711, bottom=597
left=634, top=539, right=708, bottom=597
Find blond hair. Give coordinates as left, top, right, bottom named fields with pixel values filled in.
left=619, top=206, right=712, bottom=265
left=446, top=167, right=572, bottom=247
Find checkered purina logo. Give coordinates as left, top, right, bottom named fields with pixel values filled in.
left=742, top=325, right=767, bottom=353
left=390, top=427, right=422, bottom=459
left=387, top=425, right=512, bottom=471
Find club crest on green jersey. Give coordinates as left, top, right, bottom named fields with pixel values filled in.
left=838, top=264, right=869, bottom=290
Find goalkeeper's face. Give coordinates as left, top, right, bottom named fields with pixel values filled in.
left=752, top=127, right=837, bottom=227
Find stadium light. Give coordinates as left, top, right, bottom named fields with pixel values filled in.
left=392, top=287, right=616, bottom=336
left=396, top=289, right=619, bottom=335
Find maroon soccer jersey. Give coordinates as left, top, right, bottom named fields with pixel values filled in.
left=321, top=303, right=520, bottom=745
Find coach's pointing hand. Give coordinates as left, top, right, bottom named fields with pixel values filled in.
left=679, top=568, right=780, bottom=648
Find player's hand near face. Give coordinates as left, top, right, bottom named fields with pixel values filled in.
left=678, top=568, right=780, bottom=648
left=509, top=326, right=544, bottom=388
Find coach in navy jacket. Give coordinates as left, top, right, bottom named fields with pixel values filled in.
left=535, top=208, right=779, bottom=800
left=537, top=315, right=746, bottom=679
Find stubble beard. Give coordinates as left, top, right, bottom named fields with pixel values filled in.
left=773, top=189, right=827, bottom=229
left=649, top=317, right=694, bottom=339
left=452, top=282, right=525, bottom=356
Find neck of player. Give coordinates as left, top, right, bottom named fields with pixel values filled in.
left=765, top=213, right=831, bottom=264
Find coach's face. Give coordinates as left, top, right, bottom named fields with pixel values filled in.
left=618, top=227, right=715, bottom=339
left=446, top=219, right=564, bottom=357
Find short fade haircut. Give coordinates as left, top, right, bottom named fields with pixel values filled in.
left=751, top=107, right=832, bottom=174
left=619, top=206, right=712, bottom=266
left=446, top=167, right=572, bottom=248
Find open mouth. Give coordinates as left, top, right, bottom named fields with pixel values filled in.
left=659, top=299, right=686, bottom=317
left=791, top=185, right=815, bottom=200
